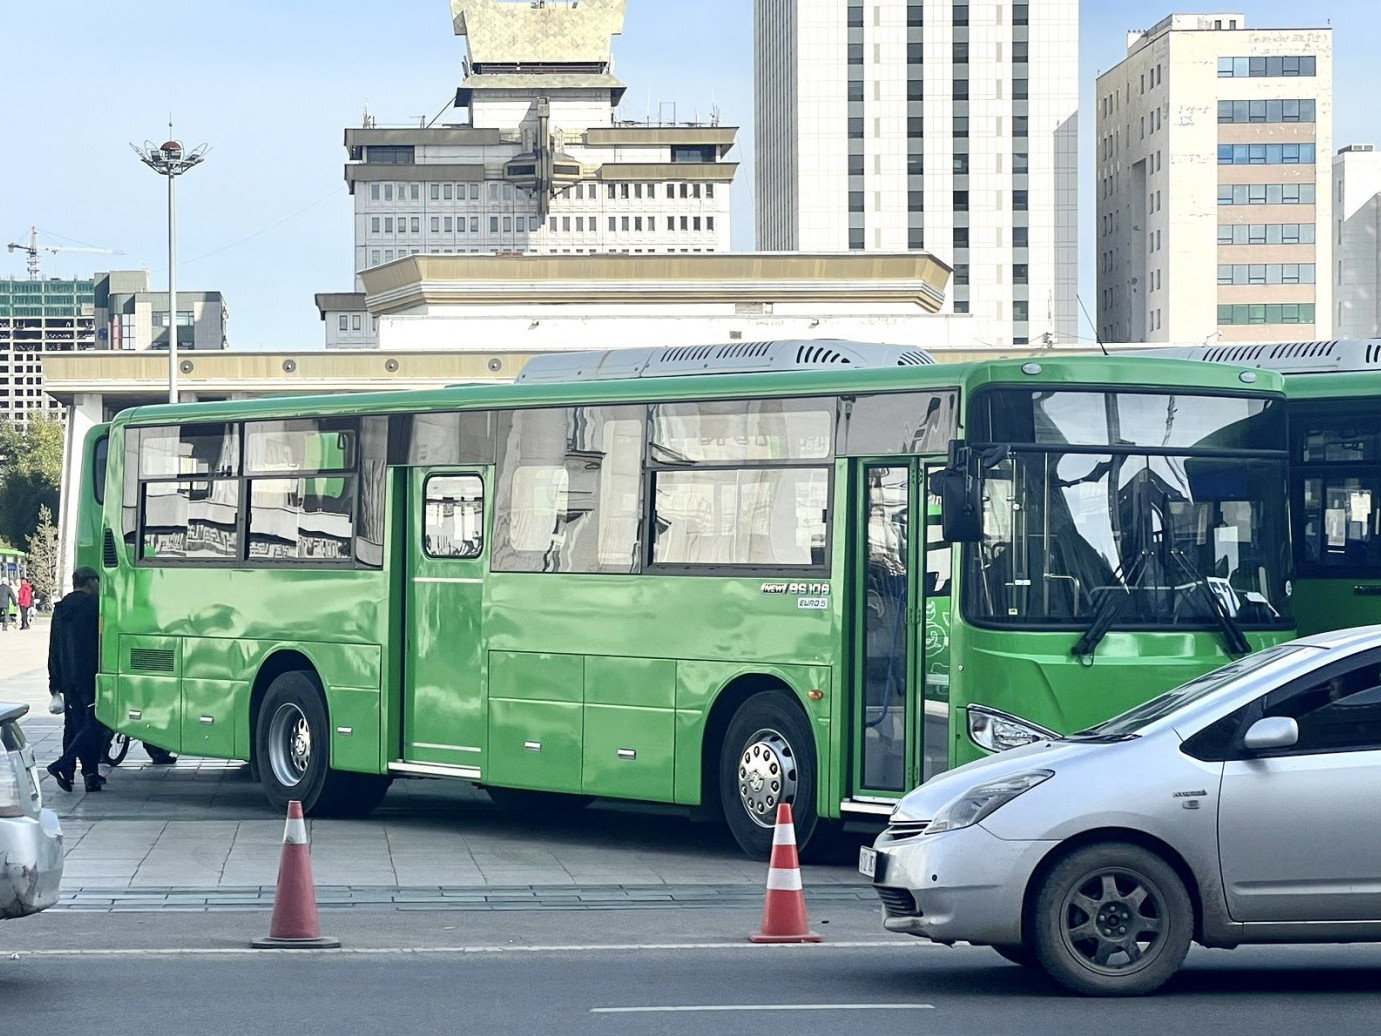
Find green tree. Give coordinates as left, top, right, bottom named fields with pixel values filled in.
left=25, top=503, right=59, bottom=608
left=0, top=417, right=63, bottom=549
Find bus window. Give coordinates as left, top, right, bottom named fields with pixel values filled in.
left=424, top=475, right=484, bottom=559
left=492, top=406, right=643, bottom=574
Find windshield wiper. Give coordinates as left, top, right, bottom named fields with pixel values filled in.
left=1167, top=548, right=1252, bottom=656
left=1070, top=550, right=1151, bottom=661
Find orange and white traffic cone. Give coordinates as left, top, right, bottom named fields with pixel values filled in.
left=750, top=803, right=823, bottom=944
left=251, top=800, right=340, bottom=949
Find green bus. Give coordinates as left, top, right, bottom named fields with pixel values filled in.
left=79, top=343, right=1294, bottom=856
left=1134, top=338, right=1381, bottom=636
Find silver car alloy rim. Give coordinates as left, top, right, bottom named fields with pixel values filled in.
left=1060, top=867, right=1166, bottom=974
left=737, top=727, right=798, bottom=828
left=268, top=702, right=312, bottom=788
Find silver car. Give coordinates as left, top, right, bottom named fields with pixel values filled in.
left=863, top=627, right=1381, bottom=996
left=1, top=703, right=63, bottom=919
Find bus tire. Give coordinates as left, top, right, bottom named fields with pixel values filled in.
left=718, top=691, right=819, bottom=860
left=255, top=670, right=337, bottom=815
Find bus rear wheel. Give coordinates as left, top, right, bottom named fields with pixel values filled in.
left=254, top=670, right=386, bottom=816
left=718, top=692, right=819, bottom=860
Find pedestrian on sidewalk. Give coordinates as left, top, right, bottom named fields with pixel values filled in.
left=18, top=577, right=33, bottom=630
left=45, top=567, right=107, bottom=794
left=0, top=579, right=13, bottom=632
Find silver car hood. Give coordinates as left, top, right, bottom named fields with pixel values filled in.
left=892, top=737, right=1116, bottom=821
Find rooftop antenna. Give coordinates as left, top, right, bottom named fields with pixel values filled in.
left=1076, top=294, right=1110, bottom=356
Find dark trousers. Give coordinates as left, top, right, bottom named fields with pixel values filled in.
left=20, top=606, right=30, bottom=629
left=53, top=698, right=102, bottom=777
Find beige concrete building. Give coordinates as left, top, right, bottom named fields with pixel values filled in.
left=321, top=0, right=738, bottom=348
left=354, top=251, right=966, bottom=351
left=1096, top=14, right=1332, bottom=344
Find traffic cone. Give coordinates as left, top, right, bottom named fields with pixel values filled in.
left=750, top=803, right=823, bottom=943
left=251, top=800, right=340, bottom=949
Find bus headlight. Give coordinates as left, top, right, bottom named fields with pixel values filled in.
left=967, top=705, right=1058, bottom=753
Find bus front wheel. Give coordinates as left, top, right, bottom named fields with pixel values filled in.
left=718, top=692, right=819, bottom=860
left=255, top=670, right=336, bottom=815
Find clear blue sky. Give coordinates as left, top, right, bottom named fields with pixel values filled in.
left=5, top=2, right=1375, bottom=348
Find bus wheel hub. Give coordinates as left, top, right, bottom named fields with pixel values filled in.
left=737, top=729, right=797, bottom=828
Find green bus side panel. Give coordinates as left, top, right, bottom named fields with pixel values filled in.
left=949, top=624, right=1294, bottom=767
left=1292, top=580, right=1380, bottom=637
left=326, top=686, right=387, bottom=772
left=487, top=699, right=583, bottom=792
left=671, top=661, right=834, bottom=812
left=181, top=678, right=241, bottom=757
left=584, top=655, right=676, bottom=709
left=583, top=704, right=676, bottom=800
left=103, top=633, right=383, bottom=769
left=582, top=656, right=677, bottom=801
left=489, top=651, right=584, bottom=703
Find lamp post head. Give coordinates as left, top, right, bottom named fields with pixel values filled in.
left=160, top=140, right=184, bottom=161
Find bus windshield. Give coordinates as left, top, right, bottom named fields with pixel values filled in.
left=964, top=390, right=1292, bottom=631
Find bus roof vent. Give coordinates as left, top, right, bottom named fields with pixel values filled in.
left=514, top=340, right=936, bottom=383
left=1125, top=339, right=1381, bottom=374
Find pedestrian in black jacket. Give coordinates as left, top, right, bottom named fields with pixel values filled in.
left=46, top=567, right=106, bottom=793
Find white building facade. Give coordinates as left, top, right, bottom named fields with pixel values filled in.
left=1334, top=144, right=1381, bottom=339
left=1096, top=14, right=1333, bottom=344
left=324, top=0, right=736, bottom=348
left=754, top=0, right=1078, bottom=348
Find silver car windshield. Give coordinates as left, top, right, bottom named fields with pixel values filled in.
left=1068, top=644, right=1310, bottom=738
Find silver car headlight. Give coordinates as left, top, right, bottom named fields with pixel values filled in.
left=924, top=769, right=1054, bottom=835
left=967, top=705, right=1058, bottom=753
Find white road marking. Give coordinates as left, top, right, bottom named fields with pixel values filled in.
left=592, top=1004, right=935, bottom=1014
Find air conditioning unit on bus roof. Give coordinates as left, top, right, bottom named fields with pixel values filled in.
left=514, top=340, right=936, bottom=384
left=1129, top=339, right=1381, bottom=374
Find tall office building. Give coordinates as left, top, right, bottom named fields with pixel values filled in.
left=754, top=0, right=1078, bottom=347
left=1096, top=14, right=1332, bottom=344
left=1334, top=144, right=1381, bottom=339
left=0, top=271, right=226, bottom=426
left=324, top=0, right=738, bottom=347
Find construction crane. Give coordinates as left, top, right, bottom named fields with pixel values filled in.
left=6, top=226, right=121, bottom=279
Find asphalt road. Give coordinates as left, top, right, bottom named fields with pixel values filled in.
left=5, top=935, right=1381, bottom=1036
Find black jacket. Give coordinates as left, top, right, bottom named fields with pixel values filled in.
left=48, top=589, right=99, bottom=703
left=0, top=583, right=14, bottom=610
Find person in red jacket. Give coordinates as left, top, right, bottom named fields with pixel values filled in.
left=18, top=577, right=33, bottom=630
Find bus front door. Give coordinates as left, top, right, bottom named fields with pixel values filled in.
left=402, top=469, right=488, bottom=775
left=851, top=461, right=947, bottom=802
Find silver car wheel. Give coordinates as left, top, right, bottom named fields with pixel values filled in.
left=267, top=702, right=312, bottom=788
left=737, top=727, right=798, bottom=828
left=1060, top=867, right=1166, bottom=974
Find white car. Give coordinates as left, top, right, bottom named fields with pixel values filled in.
left=1, top=703, right=63, bottom=919
left=864, top=628, right=1381, bottom=995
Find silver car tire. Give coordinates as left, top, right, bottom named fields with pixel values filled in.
left=1033, top=842, right=1193, bottom=997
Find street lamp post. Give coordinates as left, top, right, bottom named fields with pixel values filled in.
left=132, top=136, right=207, bottom=404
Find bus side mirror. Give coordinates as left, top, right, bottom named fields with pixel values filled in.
left=933, top=443, right=984, bottom=543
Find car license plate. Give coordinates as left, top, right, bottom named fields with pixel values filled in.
left=858, top=845, right=877, bottom=879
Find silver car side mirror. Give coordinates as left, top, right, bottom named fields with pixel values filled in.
left=1243, top=716, right=1299, bottom=751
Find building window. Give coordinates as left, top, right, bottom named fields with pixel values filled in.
left=338, top=315, right=349, bottom=332
left=849, top=191, right=864, bottom=213
left=1013, top=227, right=1029, bottom=248
left=953, top=228, right=969, bottom=248
left=953, top=191, right=969, bottom=212
left=1218, top=303, right=1316, bottom=325
left=502, top=216, right=512, bottom=232
left=1218, top=143, right=1317, bottom=165
left=953, top=80, right=969, bottom=100
left=370, top=184, right=380, bottom=201
left=411, top=217, right=420, bottom=234
left=430, top=217, right=440, bottom=232
left=489, top=217, right=499, bottom=233
left=1218, top=55, right=1318, bottom=77
left=370, top=217, right=379, bottom=233
left=430, top=184, right=440, bottom=201
left=1013, top=190, right=1028, bottom=211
